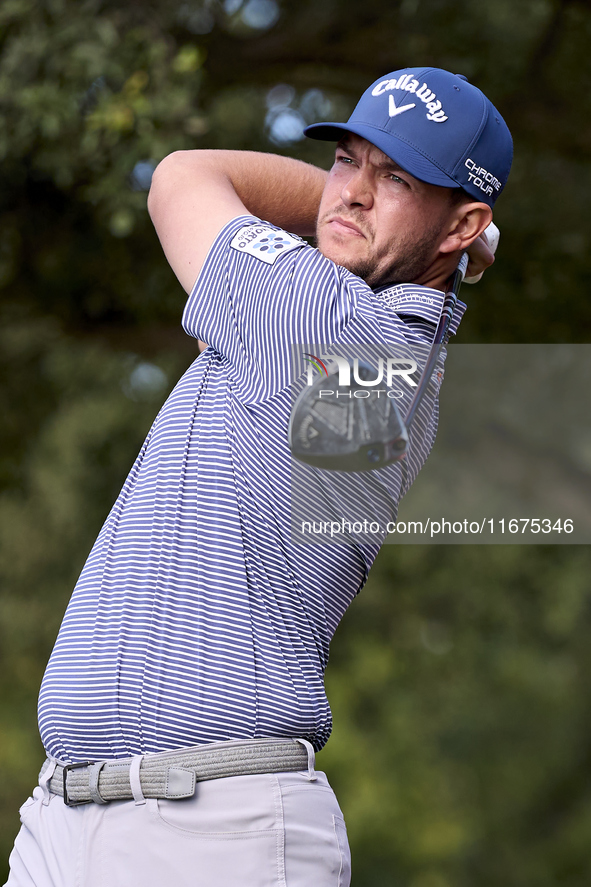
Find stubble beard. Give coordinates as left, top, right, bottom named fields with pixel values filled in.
left=316, top=210, right=443, bottom=289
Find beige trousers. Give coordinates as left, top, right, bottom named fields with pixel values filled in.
left=5, top=768, right=351, bottom=887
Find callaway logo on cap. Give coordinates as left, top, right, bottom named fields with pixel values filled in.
left=304, top=67, right=513, bottom=207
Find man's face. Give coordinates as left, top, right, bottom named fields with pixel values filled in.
left=316, top=134, right=459, bottom=289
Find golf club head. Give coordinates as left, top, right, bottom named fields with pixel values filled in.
left=288, top=361, right=409, bottom=471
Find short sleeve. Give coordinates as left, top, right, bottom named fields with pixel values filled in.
left=182, top=215, right=365, bottom=404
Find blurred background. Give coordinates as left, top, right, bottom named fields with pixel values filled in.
left=1, top=0, right=591, bottom=884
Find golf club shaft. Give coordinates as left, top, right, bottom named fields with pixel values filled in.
left=403, top=251, right=468, bottom=429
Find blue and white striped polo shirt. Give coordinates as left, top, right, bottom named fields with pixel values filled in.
left=38, top=215, right=466, bottom=763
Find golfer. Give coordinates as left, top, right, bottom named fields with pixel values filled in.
left=4, top=67, right=512, bottom=887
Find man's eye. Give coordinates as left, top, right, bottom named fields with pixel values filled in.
left=389, top=174, right=406, bottom=185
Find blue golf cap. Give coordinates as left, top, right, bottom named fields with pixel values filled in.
left=304, top=67, right=513, bottom=207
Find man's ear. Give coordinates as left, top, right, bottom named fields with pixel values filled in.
left=439, top=203, right=493, bottom=254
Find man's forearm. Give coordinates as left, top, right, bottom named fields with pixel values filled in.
left=159, top=149, right=328, bottom=237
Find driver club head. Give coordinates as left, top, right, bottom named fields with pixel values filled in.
left=288, top=361, right=409, bottom=471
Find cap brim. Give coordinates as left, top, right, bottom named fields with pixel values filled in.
left=304, top=121, right=461, bottom=190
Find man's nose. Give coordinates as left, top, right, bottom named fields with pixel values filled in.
left=341, top=167, right=374, bottom=208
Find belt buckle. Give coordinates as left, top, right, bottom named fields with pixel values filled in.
left=63, top=761, right=93, bottom=806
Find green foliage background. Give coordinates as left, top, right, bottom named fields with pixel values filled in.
left=1, top=1, right=591, bottom=884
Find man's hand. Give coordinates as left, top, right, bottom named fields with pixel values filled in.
left=464, top=222, right=500, bottom=284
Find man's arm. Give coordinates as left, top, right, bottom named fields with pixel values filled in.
left=147, top=150, right=328, bottom=294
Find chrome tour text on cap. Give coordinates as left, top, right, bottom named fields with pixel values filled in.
left=304, top=67, right=513, bottom=207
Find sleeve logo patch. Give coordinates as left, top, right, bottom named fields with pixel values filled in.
left=230, top=225, right=304, bottom=264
